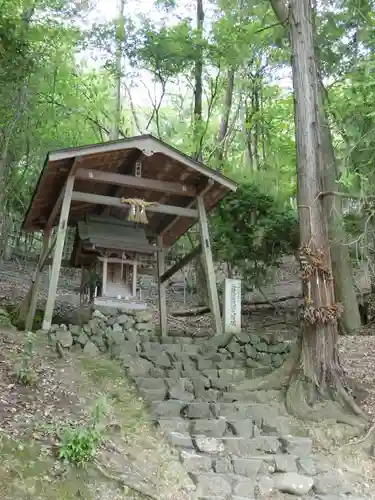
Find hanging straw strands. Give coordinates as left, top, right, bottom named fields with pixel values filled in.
left=120, top=198, right=155, bottom=224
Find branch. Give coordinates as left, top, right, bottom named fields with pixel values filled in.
left=319, top=191, right=373, bottom=201
left=269, top=0, right=289, bottom=25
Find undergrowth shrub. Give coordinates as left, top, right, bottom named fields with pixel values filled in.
left=211, top=182, right=299, bottom=290
left=12, top=332, right=37, bottom=386
left=57, top=397, right=108, bottom=465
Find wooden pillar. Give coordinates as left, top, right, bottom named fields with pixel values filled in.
left=42, top=176, right=75, bottom=331
left=25, top=229, right=52, bottom=332
left=157, top=235, right=167, bottom=336
left=102, top=256, right=108, bottom=296
left=196, top=195, right=223, bottom=335
left=132, top=263, right=137, bottom=298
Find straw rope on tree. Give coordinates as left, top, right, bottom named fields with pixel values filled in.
left=120, top=197, right=155, bottom=224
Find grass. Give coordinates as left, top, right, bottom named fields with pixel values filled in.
left=0, top=326, right=192, bottom=500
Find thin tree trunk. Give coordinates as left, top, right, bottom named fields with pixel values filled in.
left=110, top=0, right=126, bottom=141
left=193, top=0, right=204, bottom=162
left=215, top=68, right=235, bottom=171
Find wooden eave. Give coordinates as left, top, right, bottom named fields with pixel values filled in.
left=22, top=135, right=237, bottom=247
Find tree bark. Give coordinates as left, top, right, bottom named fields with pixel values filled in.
left=215, top=68, right=235, bottom=171
left=270, top=0, right=361, bottom=334
left=110, top=0, right=126, bottom=141
left=193, top=0, right=204, bottom=162
left=268, top=0, right=366, bottom=426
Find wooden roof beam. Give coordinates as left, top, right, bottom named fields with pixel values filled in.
left=45, top=157, right=81, bottom=230
left=158, top=179, right=214, bottom=237
left=75, top=168, right=196, bottom=197
left=71, top=191, right=199, bottom=218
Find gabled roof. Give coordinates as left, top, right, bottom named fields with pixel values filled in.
left=22, top=134, right=237, bottom=246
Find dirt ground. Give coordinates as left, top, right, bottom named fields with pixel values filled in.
left=0, top=326, right=193, bottom=500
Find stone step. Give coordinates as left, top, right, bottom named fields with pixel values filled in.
left=150, top=400, right=287, bottom=422
left=166, top=433, right=284, bottom=456
left=157, top=415, right=291, bottom=437
left=190, top=472, right=256, bottom=499
left=179, top=449, right=300, bottom=476
left=135, top=376, right=284, bottom=404
left=166, top=432, right=312, bottom=458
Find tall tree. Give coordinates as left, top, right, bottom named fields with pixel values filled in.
left=110, top=0, right=126, bottom=140
left=270, top=0, right=361, bottom=334
left=267, top=0, right=366, bottom=426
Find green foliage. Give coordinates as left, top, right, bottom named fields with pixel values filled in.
left=211, top=183, right=298, bottom=288
left=57, top=397, right=108, bottom=465
left=12, top=333, right=37, bottom=386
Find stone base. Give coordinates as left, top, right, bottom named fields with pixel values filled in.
left=93, top=296, right=148, bottom=311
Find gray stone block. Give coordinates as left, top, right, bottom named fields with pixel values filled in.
left=218, top=368, right=246, bottom=382
left=167, top=431, right=193, bottom=448
left=184, top=402, right=212, bottom=419
left=157, top=418, right=190, bottom=434
left=255, top=342, right=268, bottom=353
left=227, top=419, right=254, bottom=438
left=227, top=340, right=242, bottom=354
left=194, top=436, right=225, bottom=454
left=256, top=352, right=272, bottom=366
left=127, top=358, right=154, bottom=377
left=193, top=473, right=232, bottom=497
left=196, top=356, right=214, bottom=370
left=139, top=387, right=167, bottom=402
left=151, top=400, right=186, bottom=418
left=56, top=329, right=73, bottom=348
left=297, top=457, right=317, bottom=476
left=224, top=436, right=280, bottom=456
left=198, top=389, right=219, bottom=402
left=274, top=454, right=298, bottom=473
left=180, top=451, right=212, bottom=473
left=233, top=477, right=255, bottom=498
left=262, top=416, right=290, bottom=436
left=249, top=334, right=260, bottom=345
left=273, top=472, right=314, bottom=495
left=218, top=359, right=237, bottom=369
left=232, top=458, right=262, bottom=478
left=148, top=367, right=166, bottom=378
left=280, top=436, right=312, bottom=457
left=83, top=340, right=100, bottom=357
left=214, top=456, right=233, bottom=473
left=169, top=385, right=195, bottom=402
left=245, top=345, right=257, bottom=358
left=192, top=418, right=227, bottom=438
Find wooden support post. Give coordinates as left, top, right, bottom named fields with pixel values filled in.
left=42, top=176, right=75, bottom=331
left=132, top=263, right=137, bottom=297
left=157, top=235, right=167, bottom=336
left=102, top=256, right=108, bottom=296
left=25, top=229, right=52, bottom=332
left=196, top=195, right=222, bottom=335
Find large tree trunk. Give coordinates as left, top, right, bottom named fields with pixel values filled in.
left=268, top=0, right=366, bottom=427
left=317, top=88, right=361, bottom=333
left=270, top=0, right=361, bottom=334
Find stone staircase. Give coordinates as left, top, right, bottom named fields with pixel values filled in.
left=55, top=308, right=367, bottom=499
left=119, top=333, right=365, bottom=500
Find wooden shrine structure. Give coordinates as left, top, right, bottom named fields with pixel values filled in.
left=21, top=134, right=237, bottom=335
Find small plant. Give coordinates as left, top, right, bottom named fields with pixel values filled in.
left=12, top=332, right=37, bottom=386
left=57, top=397, right=108, bottom=465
